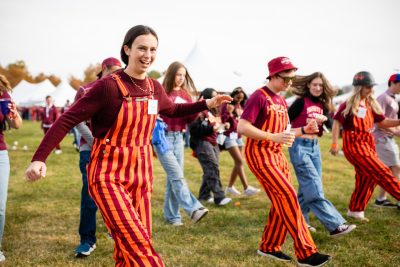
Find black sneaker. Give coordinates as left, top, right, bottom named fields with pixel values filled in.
left=330, top=224, right=356, bottom=238
left=298, top=252, right=331, bottom=267
left=257, top=249, right=292, bottom=262
left=374, top=199, right=397, bottom=208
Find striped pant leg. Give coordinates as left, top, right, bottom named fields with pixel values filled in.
left=130, top=145, right=154, bottom=238
left=346, top=150, right=400, bottom=210
left=247, top=152, right=317, bottom=260
left=349, top=168, right=377, bottom=211
left=259, top=206, right=287, bottom=253
left=89, top=180, right=164, bottom=267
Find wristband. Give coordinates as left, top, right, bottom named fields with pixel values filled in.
left=301, top=127, right=306, bottom=135
left=331, top=143, right=338, bottom=150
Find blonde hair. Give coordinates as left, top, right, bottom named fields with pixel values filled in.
left=0, top=75, right=11, bottom=93
left=342, top=85, right=382, bottom=117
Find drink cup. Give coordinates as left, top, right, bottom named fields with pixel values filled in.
left=0, top=99, right=11, bottom=115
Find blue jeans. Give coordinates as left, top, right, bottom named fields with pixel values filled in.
left=79, top=151, right=97, bottom=245
left=0, top=151, right=9, bottom=247
left=289, top=138, right=345, bottom=232
left=154, top=132, right=203, bottom=224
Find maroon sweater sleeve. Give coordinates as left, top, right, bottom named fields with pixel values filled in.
left=32, top=80, right=107, bottom=162
left=157, top=81, right=207, bottom=117
left=32, top=75, right=208, bottom=162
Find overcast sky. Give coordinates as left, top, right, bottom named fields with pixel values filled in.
left=0, top=0, right=399, bottom=90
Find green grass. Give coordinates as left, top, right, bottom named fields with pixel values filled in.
left=2, top=121, right=400, bottom=266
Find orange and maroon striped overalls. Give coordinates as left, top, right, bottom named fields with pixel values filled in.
left=87, top=74, right=164, bottom=267
left=342, top=104, right=400, bottom=212
left=244, top=89, right=317, bottom=260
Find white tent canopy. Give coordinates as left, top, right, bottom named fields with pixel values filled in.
left=50, top=80, right=77, bottom=107
left=11, top=79, right=56, bottom=106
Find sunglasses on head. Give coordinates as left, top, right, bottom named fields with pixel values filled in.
left=276, top=74, right=296, bottom=83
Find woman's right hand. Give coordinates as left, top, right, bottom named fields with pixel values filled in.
left=25, top=161, right=47, bottom=181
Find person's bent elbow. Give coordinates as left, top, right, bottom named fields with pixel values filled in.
left=237, top=119, right=247, bottom=136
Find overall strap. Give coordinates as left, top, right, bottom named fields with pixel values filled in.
left=111, top=73, right=131, bottom=98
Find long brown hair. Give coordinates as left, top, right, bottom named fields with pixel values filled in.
left=162, top=61, right=197, bottom=96
left=291, top=72, right=336, bottom=112
left=0, top=75, right=11, bottom=95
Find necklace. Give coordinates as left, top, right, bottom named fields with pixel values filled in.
left=124, top=71, right=150, bottom=94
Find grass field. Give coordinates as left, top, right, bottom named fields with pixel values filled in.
left=2, top=121, right=400, bottom=267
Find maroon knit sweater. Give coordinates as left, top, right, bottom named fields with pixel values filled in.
left=32, top=70, right=207, bottom=162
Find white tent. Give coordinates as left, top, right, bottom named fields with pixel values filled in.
left=11, top=79, right=56, bottom=106
left=51, top=80, right=77, bottom=107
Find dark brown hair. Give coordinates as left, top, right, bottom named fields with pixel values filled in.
left=120, top=25, right=158, bottom=65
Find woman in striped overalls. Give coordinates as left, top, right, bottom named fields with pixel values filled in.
left=25, top=25, right=231, bottom=267
left=331, top=71, right=400, bottom=222
left=238, top=57, right=331, bottom=267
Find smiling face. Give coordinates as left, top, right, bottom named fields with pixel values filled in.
left=308, top=77, right=324, bottom=97
left=124, top=34, right=158, bottom=77
left=174, top=67, right=186, bottom=88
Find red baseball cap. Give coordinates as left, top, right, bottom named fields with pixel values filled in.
left=389, top=73, right=400, bottom=83
left=97, top=57, right=122, bottom=78
left=267, top=56, right=297, bottom=79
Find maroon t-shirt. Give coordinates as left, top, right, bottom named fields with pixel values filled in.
left=220, top=103, right=242, bottom=138
left=160, top=89, right=196, bottom=132
left=241, top=86, right=288, bottom=129
left=291, top=97, right=324, bottom=136
left=0, top=91, right=11, bottom=151
left=32, top=70, right=208, bottom=162
left=333, top=102, right=385, bottom=130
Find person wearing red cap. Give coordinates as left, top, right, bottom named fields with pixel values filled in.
left=331, top=71, right=400, bottom=221
left=372, top=73, right=400, bottom=209
left=73, top=57, right=122, bottom=257
left=97, top=57, right=122, bottom=79
left=238, top=56, right=331, bottom=267
left=24, top=25, right=231, bottom=267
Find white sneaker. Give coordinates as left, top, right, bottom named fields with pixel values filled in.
left=55, top=149, right=62, bottom=155
left=307, top=223, right=317, bottom=233
left=330, top=224, right=356, bottom=237
left=206, top=197, right=214, bottom=204
left=243, top=185, right=261, bottom=196
left=191, top=207, right=209, bottom=223
left=171, top=221, right=183, bottom=226
left=347, top=210, right=369, bottom=222
left=217, top=197, right=232, bottom=206
left=0, top=250, right=5, bottom=262
left=225, top=186, right=241, bottom=196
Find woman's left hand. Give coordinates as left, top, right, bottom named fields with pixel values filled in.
left=8, top=100, right=18, bottom=119
left=206, top=95, right=232, bottom=109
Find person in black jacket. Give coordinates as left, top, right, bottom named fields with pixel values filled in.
left=189, top=88, right=232, bottom=206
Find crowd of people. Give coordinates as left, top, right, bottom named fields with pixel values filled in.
left=0, top=24, right=398, bottom=266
